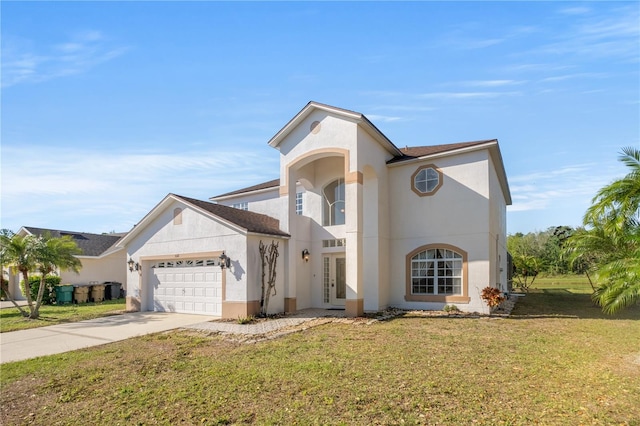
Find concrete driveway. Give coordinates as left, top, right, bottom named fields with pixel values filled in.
left=0, top=312, right=216, bottom=364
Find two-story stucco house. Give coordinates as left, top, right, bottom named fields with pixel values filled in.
left=117, top=102, right=511, bottom=318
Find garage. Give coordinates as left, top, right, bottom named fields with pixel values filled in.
left=150, top=258, right=222, bottom=316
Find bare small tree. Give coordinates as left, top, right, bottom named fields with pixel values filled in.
left=258, top=240, right=279, bottom=316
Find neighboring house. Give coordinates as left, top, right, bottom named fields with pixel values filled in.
left=4, top=227, right=127, bottom=300
left=118, top=101, right=511, bottom=318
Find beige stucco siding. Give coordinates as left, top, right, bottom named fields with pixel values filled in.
left=63, top=250, right=126, bottom=286
left=488, top=153, right=509, bottom=292
left=125, top=200, right=250, bottom=312
left=388, top=149, right=494, bottom=313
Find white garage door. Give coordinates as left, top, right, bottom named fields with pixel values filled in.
left=151, top=259, right=222, bottom=316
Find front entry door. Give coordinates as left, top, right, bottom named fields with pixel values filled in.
left=328, top=256, right=346, bottom=306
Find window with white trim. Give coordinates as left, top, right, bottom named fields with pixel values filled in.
left=411, top=248, right=462, bottom=295
left=322, top=238, right=346, bottom=248
left=232, top=202, right=248, bottom=211
left=295, top=192, right=303, bottom=215
left=322, top=178, right=345, bottom=226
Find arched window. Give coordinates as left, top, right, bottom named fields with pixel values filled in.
left=322, top=178, right=345, bottom=226
left=405, top=244, right=469, bottom=303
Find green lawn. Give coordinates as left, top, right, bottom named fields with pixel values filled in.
left=528, top=274, right=597, bottom=293
left=1, top=278, right=639, bottom=425
left=0, top=300, right=126, bottom=332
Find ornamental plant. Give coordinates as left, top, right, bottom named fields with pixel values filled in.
left=481, top=286, right=505, bottom=309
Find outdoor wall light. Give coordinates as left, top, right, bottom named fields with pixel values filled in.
left=219, top=251, right=231, bottom=269
left=302, top=249, right=310, bottom=262
left=128, top=258, right=140, bottom=272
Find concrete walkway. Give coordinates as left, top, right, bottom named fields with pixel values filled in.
left=0, top=312, right=216, bottom=364
left=1, top=300, right=29, bottom=309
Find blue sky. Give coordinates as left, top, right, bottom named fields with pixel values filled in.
left=1, top=1, right=638, bottom=235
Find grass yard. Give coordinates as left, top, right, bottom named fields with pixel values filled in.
left=0, top=300, right=126, bottom=333
left=1, top=278, right=639, bottom=425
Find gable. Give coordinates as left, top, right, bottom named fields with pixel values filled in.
left=116, top=194, right=288, bottom=249
left=386, top=140, right=512, bottom=206
left=268, top=101, right=402, bottom=157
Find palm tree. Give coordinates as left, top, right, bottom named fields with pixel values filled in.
left=32, top=234, right=82, bottom=317
left=0, top=233, right=43, bottom=317
left=0, top=232, right=82, bottom=319
left=580, top=147, right=640, bottom=314
left=585, top=147, right=640, bottom=232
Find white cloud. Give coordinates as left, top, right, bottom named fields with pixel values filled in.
left=366, top=114, right=404, bottom=123
left=418, top=91, right=521, bottom=100
left=461, top=80, right=526, bottom=87
left=539, top=73, right=606, bottom=82
left=1, top=31, right=129, bottom=88
left=0, top=144, right=279, bottom=232
left=558, top=7, right=591, bottom=16
left=508, top=162, right=624, bottom=215
left=531, top=5, right=639, bottom=62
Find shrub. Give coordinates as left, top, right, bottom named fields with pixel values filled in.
left=481, top=286, right=505, bottom=309
left=237, top=315, right=255, bottom=324
left=443, top=304, right=460, bottom=313
left=22, top=276, right=62, bottom=305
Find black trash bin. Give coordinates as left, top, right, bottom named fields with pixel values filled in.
left=105, top=282, right=122, bottom=300
left=104, top=282, right=113, bottom=300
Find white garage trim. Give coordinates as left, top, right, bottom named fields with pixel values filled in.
left=148, top=257, right=222, bottom=316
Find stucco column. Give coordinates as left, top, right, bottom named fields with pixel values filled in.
left=345, top=175, right=363, bottom=317
left=283, top=168, right=297, bottom=313
left=125, top=258, right=142, bottom=312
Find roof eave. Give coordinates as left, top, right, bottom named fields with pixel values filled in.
left=386, top=140, right=499, bottom=167
left=210, top=185, right=279, bottom=202
left=487, top=143, right=512, bottom=206
left=386, top=140, right=511, bottom=205
left=247, top=231, right=291, bottom=239
left=359, top=115, right=403, bottom=157
left=268, top=102, right=402, bottom=157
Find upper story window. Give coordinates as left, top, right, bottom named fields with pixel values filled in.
left=295, top=192, right=303, bottom=215
left=322, top=178, right=345, bottom=226
left=411, top=164, right=443, bottom=196
left=232, top=202, right=248, bottom=211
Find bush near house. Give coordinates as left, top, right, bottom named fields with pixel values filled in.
left=22, top=276, right=61, bottom=305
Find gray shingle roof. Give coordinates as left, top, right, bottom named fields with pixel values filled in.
left=173, top=195, right=289, bottom=238
left=212, top=178, right=280, bottom=199
left=22, top=227, right=123, bottom=257
left=387, top=140, right=496, bottom=164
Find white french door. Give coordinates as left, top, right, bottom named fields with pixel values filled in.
left=323, top=254, right=346, bottom=307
